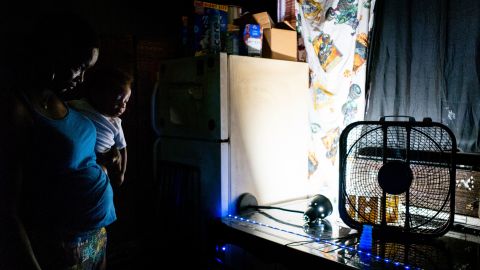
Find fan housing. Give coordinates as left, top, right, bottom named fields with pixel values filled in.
left=339, top=117, right=456, bottom=238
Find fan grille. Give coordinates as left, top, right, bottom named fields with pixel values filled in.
left=340, top=122, right=456, bottom=236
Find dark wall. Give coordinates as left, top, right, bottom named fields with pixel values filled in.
left=0, top=0, right=276, bottom=36
left=0, top=0, right=190, bottom=35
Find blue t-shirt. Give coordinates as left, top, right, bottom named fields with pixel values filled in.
left=23, top=103, right=116, bottom=232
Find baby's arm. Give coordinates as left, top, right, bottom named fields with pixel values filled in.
left=119, top=147, right=127, bottom=184
left=109, top=147, right=127, bottom=187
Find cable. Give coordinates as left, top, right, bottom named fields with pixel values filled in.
left=284, top=235, right=359, bottom=254
left=248, top=205, right=304, bottom=214
left=284, top=232, right=359, bottom=248
left=285, top=240, right=315, bottom=247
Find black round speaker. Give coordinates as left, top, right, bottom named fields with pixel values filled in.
left=235, top=193, right=258, bottom=214
left=303, top=194, right=333, bottom=225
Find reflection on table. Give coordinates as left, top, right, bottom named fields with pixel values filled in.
left=215, top=198, right=480, bottom=270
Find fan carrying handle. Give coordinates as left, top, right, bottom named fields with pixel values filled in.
left=379, top=116, right=434, bottom=123
left=380, top=115, right=416, bottom=122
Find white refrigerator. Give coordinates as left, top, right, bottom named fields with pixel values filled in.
left=151, top=53, right=312, bottom=257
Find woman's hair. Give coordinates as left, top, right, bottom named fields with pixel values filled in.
left=7, top=11, right=99, bottom=89
left=29, top=11, right=99, bottom=67
left=84, top=66, right=133, bottom=100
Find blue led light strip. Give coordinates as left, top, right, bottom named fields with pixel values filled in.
left=226, top=214, right=420, bottom=270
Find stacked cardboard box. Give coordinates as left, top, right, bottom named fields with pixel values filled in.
left=235, top=11, right=297, bottom=61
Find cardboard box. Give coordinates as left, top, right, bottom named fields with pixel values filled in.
left=262, top=21, right=297, bottom=61
left=235, top=11, right=297, bottom=61
left=234, top=11, right=274, bottom=30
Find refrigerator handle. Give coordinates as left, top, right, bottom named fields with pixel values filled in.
left=152, top=138, right=161, bottom=184
left=151, top=71, right=161, bottom=136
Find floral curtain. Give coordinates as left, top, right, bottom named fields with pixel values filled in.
left=296, top=0, right=376, bottom=201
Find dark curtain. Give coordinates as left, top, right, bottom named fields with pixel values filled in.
left=365, top=0, right=480, bottom=152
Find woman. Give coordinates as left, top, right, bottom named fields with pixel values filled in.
left=0, top=12, right=116, bottom=270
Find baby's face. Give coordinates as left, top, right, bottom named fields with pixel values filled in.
left=104, top=86, right=131, bottom=117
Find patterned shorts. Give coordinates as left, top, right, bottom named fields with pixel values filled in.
left=29, top=227, right=107, bottom=270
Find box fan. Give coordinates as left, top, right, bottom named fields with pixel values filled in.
left=339, top=117, right=456, bottom=238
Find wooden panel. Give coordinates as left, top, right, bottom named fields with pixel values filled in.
left=358, top=196, right=379, bottom=223
left=385, top=195, right=400, bottom=223
left=455, top=169, right=480, bottom=217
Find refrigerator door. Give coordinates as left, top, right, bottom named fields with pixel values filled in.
left=228, top=56, right=312, bottom=208
left=152, top=53, right=228, bottom=141
left=152, top=137, right=229, bottom=261
left=153, top=137, right=229, bottom=219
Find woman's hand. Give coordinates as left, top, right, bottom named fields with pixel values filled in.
left=97, top=147, right=124, bottom=187
left=97, top=147, right=121, bottom=170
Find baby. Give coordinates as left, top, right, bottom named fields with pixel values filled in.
left=69, top=66, right=132, bottom=187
